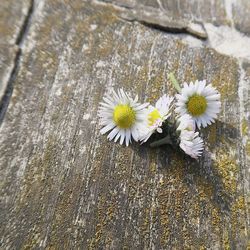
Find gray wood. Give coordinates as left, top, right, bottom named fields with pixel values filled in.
left=103, top=0, right=250, bottom=36
left=0, top=0, right=249, bottom=249
left=0, top=0, right=32, bottom=107
left=233, top=0, right=250, bottom=35
left=99, top=0, right=229, bottom=27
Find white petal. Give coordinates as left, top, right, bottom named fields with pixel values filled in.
left=120, top=130, right=125, bottom=145
left=134, top=102, right=149, bottom=111
left=125, top=129, right=131, bottom=146
left=107, top=127, right=119, bottom=140
left=114, top=130, right=121, bottom=142
left=131, top=127, right=139, bottom=141
left=100, top=123, right=116, bottom=134
left=205, top=94, right=220, bottom=101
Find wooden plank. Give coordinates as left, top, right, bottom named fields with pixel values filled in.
left=0, top=0, right=249, bottom=249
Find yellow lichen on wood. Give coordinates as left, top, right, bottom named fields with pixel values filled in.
left=149, top=150, right=157, bottom=173
left=213, top=150, right=238, bottom=194
left=223, top=231, right=231, bottom=250
left=246, top=140, right=250, bottom=156
left=184, top=64, right=198, bottom=83
left=210, top=55, right=238, bottom=101
left=89, top=195, right=118, bottom=249
left=241, top=117, right=248, bottom=136
left=145, top=68, right=175, bottom=104
left=207, top=123, right=217, bottom=146
left=231, top=196, right=247, bottom=240
left=211, top=207, right=222, bottom=231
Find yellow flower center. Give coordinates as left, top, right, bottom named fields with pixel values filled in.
left=187, top=94, right=207, bottom=116
left=113, top=104, right=135, bottom=128
left=148, top=109, right=161, bottom=126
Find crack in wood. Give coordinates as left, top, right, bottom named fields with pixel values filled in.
left=94, top=0, right=207, bottom=40
left=0, top=0, right=35, bottom=125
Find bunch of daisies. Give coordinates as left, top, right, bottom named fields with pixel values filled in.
left=98, top=74, right=221, bottom=159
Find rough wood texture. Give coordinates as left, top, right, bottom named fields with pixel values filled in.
left=0, top=0, right=249, bottom=249
left=0, top=0, right=32, bottom=107
left=103, top=0, right=227, bottom=23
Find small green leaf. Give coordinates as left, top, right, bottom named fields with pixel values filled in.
left=168, top=72, right=181, bottom=93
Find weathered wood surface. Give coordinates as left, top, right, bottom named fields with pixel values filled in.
left=0, top=0, right=32, bottom=116
left=0, top=0, right=249, bottom=249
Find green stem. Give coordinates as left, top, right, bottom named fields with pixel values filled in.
left=150, top=135, right=172, bottom=148
left=168, top=72, right=181, bottom=93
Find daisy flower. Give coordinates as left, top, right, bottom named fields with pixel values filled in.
left=179, top=130, right=204, bottom=159
left=177, top=114, right=204, bottom=159
left=175, top=80, right=221, bottom=129
left=139, top=94, right=174, bottom=143
left=98, top=88, right=148, bottom=146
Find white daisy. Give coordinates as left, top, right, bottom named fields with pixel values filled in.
left=175, top=80, right=221, bottom=129
left=98, top=88, right=149, bottom=146
left=139, top=94, right=174, bottom=143
left=177, top=114, right=204, bottom=159
left=179, top=130, right=204, bottom=159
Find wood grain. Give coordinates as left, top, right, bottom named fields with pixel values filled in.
left=0, top=0, right=33, bottom=124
